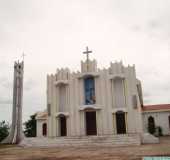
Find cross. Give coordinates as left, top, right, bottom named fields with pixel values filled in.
left=21, top=52, right=26, bottom=62
left=83, top=46, right=92, bottom=62
left=83, top=46, right=92, bottom=72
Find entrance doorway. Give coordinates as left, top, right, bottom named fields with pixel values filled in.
left=59, top=116, right=67, bottom=136
left=42, top=123, right=47, bottom=136
left=116, top=111, right=126, bottom=134
left=85, top=111, right=97, bottom=135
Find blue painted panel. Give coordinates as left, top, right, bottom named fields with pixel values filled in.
left=84, top=77, right=95, bottom=105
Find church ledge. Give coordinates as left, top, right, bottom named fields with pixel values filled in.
left=54, top=80, right=69, bottom=86
left=55, top=112, right=69, bottom=117
left=76, top=72, right=100, bottom=79
left=79, top=104, right=102, bottom=111
left=36, top=117, right=47, bottom=120
left=112, top=108, right=127, bottom=113
left=109, top=74, right=125, bottom=80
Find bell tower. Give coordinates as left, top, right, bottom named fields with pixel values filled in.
left=2, top=60, right=24, bottom=144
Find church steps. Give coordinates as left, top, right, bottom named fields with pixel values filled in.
left=20, top=134, right=141, bottom=147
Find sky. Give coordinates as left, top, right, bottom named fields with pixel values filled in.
left=0, top=0, right=170, bottom=123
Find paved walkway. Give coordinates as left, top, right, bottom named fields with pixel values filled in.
left=0, top=136, right=170, bottom=160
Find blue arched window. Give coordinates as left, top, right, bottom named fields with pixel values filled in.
left=84, top=77, right=96, bottom=105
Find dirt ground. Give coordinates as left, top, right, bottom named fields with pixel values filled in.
left=0, top=136, right=170, bottom=160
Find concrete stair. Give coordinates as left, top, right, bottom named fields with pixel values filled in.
left=20, top=134, right=141, bottom=147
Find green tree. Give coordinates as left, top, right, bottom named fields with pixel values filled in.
left=24, top=114, right=37, bottom=137
left=0, top=121, right=9, bottom=142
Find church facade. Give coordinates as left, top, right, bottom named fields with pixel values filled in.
left=43, top=48, right=144, bottom=138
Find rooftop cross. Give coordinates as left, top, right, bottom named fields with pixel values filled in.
left=83, top=46, right=92, bottom=72
left=83, top=46, right=92, bottom=62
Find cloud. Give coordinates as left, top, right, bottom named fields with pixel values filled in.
left=1, top=80, right=12, bottom=89
left=24, top=79, right=37, bottom=91
left=143, top=92, right=151, bottom=98
left=1, top=0, right=170, bottom=122
left=144, top=99, right=151, bottom=104
left=0, top=98, right=12, bottom=105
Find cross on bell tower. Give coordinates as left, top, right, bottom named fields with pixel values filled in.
left=83, top=46, right=92, bottom=72
left=22, top=52, right=26, bottom=62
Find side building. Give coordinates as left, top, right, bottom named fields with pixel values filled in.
left=142, top=104, right=170, bottom=135
left=36, top=111, right=48, bottom=137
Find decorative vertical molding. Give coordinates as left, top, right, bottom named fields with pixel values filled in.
left=112, top=113, right=116, bottom=134
left=72, top=75, right=76, bottom=136
left=114, top=113, right=117, bottom=134
left=75, top=77, right=80, bottom=135
left=66, top=117, right=69, bottom=136
left=50, top=76, right=54, bottom=137
left=78, top=80, right=81, bottom=105
left=94, top=77, right=98, bottom=104
left=81, top=79, right=84, bottom=105
left=102, top=70, right=107, bottom=134
left=66, top=77, right=70, bottom=136
left=56, top=117, right=59, bottom=136
left=125, top=112, right=128, bottom=133
left=111, top=79, right=115, bottom=109
left=52, top=75, right=57, bottom=137
left=123, top=79, right=127, bottom=108
left=69, top=75, right=74, bottom=136
left=47, top=75, right=50, bottom=137
left=105, top=70, right=112, bottom=134
left=80, top=111, right=85, bottom=136
left=96, top=110, right=101, bottom=135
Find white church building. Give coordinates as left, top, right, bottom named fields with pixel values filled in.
left=36, top=47, right=144, bottom=139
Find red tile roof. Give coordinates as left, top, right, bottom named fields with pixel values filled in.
left=143, top=104, right=170, bottom=112
left=36, top=111, right=48, bottom=119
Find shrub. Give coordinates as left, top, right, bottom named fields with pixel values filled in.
left=155, top=126, right=163, bottom=137
left=0, top=121, right=9, bottom=142
left=24, top=114, right=36, bottom=137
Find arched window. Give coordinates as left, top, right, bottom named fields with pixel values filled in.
left=84, top=76, right=96, bottom=105
left=148, top=116, right=155, bottom=124
left=42, top=123, right=47, bottom=136
left=148, top=116, right=155, bottom=134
